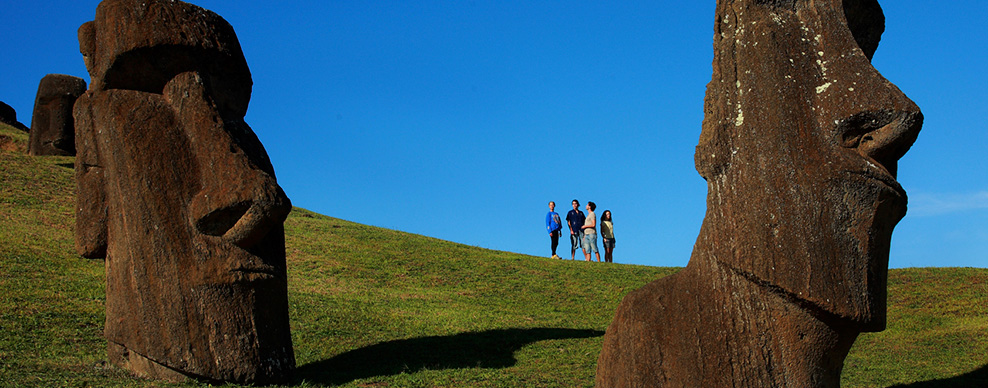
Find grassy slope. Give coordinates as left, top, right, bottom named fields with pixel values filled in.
left=0, top=121, right=985, bottom=387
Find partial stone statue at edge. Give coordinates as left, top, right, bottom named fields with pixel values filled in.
left=0, top=100, right=30, bottom=132
left=596, top=0, right=922, bottom=386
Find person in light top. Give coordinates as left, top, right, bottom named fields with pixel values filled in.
left=600, top=210, right=615, bottom=263
left=581, top=201, right=601, bottom=262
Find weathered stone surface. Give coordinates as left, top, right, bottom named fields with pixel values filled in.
left=0, top=101, right=29, bottom=131
left=596, top=1, right=922, bottom=387
left=74, top=0, right=295, bottom=384
left=27, top=74, right=86, bottom=155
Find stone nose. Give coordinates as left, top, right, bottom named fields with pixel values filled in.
left=838, top=109, right=923, bottom=178
left=857, top=111, right=922, bottom=177
left=192, top=186, right=291, bottom=249
left=184, top=124, right=292, bottom=249
left=163, top=71, right=292, bottom=249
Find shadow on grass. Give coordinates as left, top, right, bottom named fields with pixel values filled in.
left=296, top=327, right=604, bottom=386
left=888, top=364, right=988, bottom=388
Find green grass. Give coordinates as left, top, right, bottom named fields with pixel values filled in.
left=1, top=121, right=986, bottom=387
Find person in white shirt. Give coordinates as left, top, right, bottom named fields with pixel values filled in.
left=581, top=201, right=601, bottom=262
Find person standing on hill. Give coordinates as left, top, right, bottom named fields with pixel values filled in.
left=566, top=199, right=586, bottom=260
left=545, top=201, right=563, bottom=259
left=582, top=201, right=601, bottom=262
left=601, top=210, right=615, bottom=263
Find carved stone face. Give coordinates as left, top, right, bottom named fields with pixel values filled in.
left=28, top=74, right=86, bottom=156
left=74, top=0, right=294, bottom=382
left=694, top=0, right=921, bottom=330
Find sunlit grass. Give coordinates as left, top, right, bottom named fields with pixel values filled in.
left=1, top=122, right=985, bottom=387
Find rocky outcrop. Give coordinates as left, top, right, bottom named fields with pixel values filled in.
left=27, top=74, right=86, bottom=155
left=596, top=0, right=922, bottom=386
left=0, top=101, right=29, bottom=131
left=73, top=0, right=295, bottom=384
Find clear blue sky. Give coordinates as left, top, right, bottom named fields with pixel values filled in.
left=2, top=1, right=985, bottom=268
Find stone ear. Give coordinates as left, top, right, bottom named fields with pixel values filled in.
left=72, top=93, right=108, bottom=259
left=694, top=122, right=732, bottom=180
left=78, top=22, right=97, bottom=85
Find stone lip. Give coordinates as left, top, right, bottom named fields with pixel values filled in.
left=27, top=74, right=86, bottom=156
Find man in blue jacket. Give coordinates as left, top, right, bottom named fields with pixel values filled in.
left=545, top=201, right=563, bottom=259
left=566, top=199, right=586, bottom=260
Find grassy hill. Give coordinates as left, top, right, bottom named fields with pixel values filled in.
left=1, top=121, right=985, bottom=387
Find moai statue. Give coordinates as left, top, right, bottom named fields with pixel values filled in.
left=73, top=0, right=295, bottom=383
left=596, top=0, right=922, bottom=386
left=28, top=74, right=86, bottom=155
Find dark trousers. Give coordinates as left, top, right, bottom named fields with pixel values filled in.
left=550, top=230, right=560, bottom=256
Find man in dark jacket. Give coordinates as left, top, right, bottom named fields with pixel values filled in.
left=565, top=199, right=586, bottom=260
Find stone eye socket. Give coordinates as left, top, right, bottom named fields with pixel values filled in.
left=104, top=47, right=204, bottom=94
left=102, top=46, right=251, bottom=118
left=841, top=0, right=885, bottom=60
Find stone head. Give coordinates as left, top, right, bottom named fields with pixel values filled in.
left=28, top=74, right=86, bottom=156
left=77, top=0, right=251, bottom=119
left=693, top=0, right=921, bottom=330
left=74, top=0, right=293, bottom=382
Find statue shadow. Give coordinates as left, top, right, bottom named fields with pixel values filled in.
left=887, top=363, right=988, bottom=388
left=295, top=327, right=603, bottom=386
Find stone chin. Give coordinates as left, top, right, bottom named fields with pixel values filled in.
left=852, top=171, right=907, bottom=331
left=818, top=169, right=907, bottom=330
left=695, top=155, right=909, bottom=330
